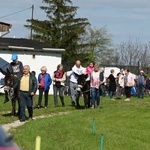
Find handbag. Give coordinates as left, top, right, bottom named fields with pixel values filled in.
left=55, top=81, right=61, bottom=88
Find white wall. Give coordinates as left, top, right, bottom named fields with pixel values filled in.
left=0, top=51, right=62, bottom=94
left=102, top=67, right=120, bottom=78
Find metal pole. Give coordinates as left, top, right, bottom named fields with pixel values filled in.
left=138, top=61, right=140, bottom=75
left=30, top=5, right=34, bottom=40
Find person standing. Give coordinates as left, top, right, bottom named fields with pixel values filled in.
left=85, top=61, right=95, bottom=76
left=99, top=68, right=105, bottom=96
left=108, top=69, right=116, bottom=100
left=52, top=64, right=66, bottom=107
left=116, top=69, right=124, bottom=99
left=31, top=71, right=37, bottom=108
left=70, top=60, right=85, bottom=106
left=90, top=64, right=101, bottom=108
left=136, top=70, right=147, bottom=99
left=38, top=66, right=52, bottom=108
left=145, top=75, right=150, bottom=95
left=9, top=54, right=23, bottom=116
left=13, top=65, right=37, bottom=122
left=124, top=69, right=135, bottom=101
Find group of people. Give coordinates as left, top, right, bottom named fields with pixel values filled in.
left=8, top=56, right=105, bottom=121
left=3, top=54, right=150, bottom=122
left=107, top=68, right=150, bottom=101
left=8, top=54, right=69, bottom=122
left=107, top=68, right=135, bottom=101
left=69, top=60, right=104, bottom=108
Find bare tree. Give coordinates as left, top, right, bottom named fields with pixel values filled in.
left=78, top=26, right=115, bottom=65
left=115, top=38, right=150, bottom=68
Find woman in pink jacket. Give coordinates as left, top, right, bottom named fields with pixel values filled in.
left=85, top=61, right=95, bottom=75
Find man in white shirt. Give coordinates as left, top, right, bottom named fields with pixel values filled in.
left=70, top=60, right=85, bottom=106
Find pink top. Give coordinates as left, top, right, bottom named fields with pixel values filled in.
left=90, top=71, right=100, bottom=89
left=85, top=66, right=94, bottom=75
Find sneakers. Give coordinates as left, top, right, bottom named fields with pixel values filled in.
left=90, top=105, right=94, bottom=109
left=124, top=98, right=130, bottom=101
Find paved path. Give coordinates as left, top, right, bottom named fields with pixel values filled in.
left=2, top=111, right=70, bottom=132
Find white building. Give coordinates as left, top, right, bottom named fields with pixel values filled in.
left=0, top=38, right=65, bottom=94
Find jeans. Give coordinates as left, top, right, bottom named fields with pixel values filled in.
left=53, top=85, right=65, bottom=106
left=19, top=92, right=33, bottom=120
left=100, top=85, right=106, bottom=97
left=38, top=88, right=49, bottom=107
left=91, top=87, right=100, bottom=106
left=70, top=81, right=80, bottom=104
left=137, top=84, right=144, bottom=98
left=109, top=91, right=113, bottom=99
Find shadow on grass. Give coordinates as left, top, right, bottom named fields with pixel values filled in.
left=2, top=113, right=12, bottom=117
left=75, top=105, right=85, bottom=109
left=67, top=104, right=85, bottom=109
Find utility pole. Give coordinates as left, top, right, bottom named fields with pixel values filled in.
left=30, top=5, right=34, bottom=40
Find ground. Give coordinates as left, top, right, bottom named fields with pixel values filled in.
left=0, top=94, right=150, bottom=150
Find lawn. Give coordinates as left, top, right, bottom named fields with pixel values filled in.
left=0, top=94, right=76, bottom=124
left=1, top=94, right=149, bottom=150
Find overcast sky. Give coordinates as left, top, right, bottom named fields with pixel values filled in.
left=1, top=0, right=150, bottom=44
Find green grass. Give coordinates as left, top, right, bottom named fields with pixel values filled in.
left=2, top=95, right=149, bottom=150
left=0, top=94, right=76, bottom=124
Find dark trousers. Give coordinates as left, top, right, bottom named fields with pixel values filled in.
left=19, top=92, right=33, bottom=120
left=100, top=85, right=106, bottom=97
left=137, top=84, right=144, bottom=98
left=11, top=87, right=20, bottom=116
left=38, top=88, right=49, bottom=107
left=53, top=85, right=65, bottom=106
left=125, top=86, right=131, bottom=98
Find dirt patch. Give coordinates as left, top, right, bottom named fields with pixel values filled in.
left=2, top=111, right=70, bottom=132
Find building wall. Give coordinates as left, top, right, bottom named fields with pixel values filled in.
left=0, top=50, right=62, bottom=94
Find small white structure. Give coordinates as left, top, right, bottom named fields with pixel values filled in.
left=0, top=38, right=65, bottom=94
left=102, top=67, right=120, bottom=78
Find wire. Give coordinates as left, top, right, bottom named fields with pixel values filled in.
left=0, top=7, right=32, bottom=19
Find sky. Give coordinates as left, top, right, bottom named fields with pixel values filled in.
left=1, top=0, right=150, bottom=44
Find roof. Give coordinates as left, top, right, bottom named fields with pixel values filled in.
left=0, top=57, right=9, bottom=68
left=0, top=38, right=65, bottom=53
left=0, top=57, right=9, bottom=73
left=0, top=22, right=12, bottom=32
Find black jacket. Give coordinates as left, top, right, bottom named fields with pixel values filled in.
left=13, top=73, right=37, bottom=94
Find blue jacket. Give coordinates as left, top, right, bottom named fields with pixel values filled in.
left=38, top=73, right=52, bottom=91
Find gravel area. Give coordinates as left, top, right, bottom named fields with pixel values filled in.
left=1, top=111, right=70, bottom=132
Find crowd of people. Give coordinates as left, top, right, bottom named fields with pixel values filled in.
left=4, top=54, right=150, bottom=122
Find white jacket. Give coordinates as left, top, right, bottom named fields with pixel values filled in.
left=70, top=65, right=85, bottom=83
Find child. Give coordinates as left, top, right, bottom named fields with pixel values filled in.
left=77, top=61, right=95, bottom=91
left=85, top=61, right=95, bottom=75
